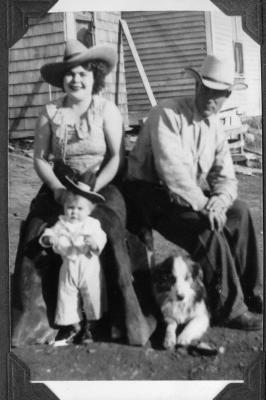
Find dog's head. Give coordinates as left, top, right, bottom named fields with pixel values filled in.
left=152, top=255, right=206, bottom=303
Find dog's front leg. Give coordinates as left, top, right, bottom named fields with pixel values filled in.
left=177, top=314, right=209, bottom=346
left=163, top=319, right=178, bottom=349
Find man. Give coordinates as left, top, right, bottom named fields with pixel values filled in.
left=124, top=55, right=263, bottom=330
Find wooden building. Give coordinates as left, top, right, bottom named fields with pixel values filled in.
left=9, top=12, right=128, bottom=139
left=9, top=10, right=261, bottom=138
left=121, top=10, right=261, bottom=125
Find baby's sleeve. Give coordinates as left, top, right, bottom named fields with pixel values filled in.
left=85, top=218, right=107, bottom=254
left=39, top=220, right=63, bottom=248
left=39, top=227, right=57, bottom=248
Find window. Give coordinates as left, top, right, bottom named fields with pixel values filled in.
left=232, top=17, right=244, bottom=76
left=75, top=12, right=95, bottom=48
left=233, top=41, right=244, bottom=75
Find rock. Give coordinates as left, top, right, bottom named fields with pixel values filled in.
left=86, top=348, right=96, bottom=354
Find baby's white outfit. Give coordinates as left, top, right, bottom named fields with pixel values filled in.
left=40, top=215, right=107, bottom=325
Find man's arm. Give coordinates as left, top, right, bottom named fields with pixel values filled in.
left=207, top=125, right=238, bottom=210
left=149, top=105, right=208, bottom=211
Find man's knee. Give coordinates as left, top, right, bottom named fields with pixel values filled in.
left=228, top=199, right=250, bottom=222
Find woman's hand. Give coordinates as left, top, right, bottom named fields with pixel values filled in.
left=53, top=187, right=67, bottom=205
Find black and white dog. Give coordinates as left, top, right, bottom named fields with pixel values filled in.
left=152, top=255, right=209, bottom=349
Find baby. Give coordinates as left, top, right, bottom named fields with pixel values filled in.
left=39, top=176, right=107, bottom=346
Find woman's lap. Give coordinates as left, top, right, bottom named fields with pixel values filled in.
left=93, top=184, right=127, bottom=230
left=18, top=183, right=127, bottom=253
left=12, top=183, right=129, bottom=331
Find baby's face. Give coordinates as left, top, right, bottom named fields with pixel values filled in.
left=64, top=193, right=94, bottom=223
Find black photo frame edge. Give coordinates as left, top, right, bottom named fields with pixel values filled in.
left=0, top=0, right=265, bottom=399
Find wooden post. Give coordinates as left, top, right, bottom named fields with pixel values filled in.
left=120, top=19, right=157, bottom=107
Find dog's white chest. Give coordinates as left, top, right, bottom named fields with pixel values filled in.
left=162, top=298, right=196, bottom=324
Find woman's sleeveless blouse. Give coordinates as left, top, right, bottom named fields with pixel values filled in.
left=43, top=95, right=108, bottom=175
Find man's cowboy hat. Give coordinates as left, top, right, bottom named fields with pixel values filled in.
left=64, top=175, right=105, bottom=203
left=185, top=55, right=247, bottom=91
left=41, top=39, right=117, bottom=88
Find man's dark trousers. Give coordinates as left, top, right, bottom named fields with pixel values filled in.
left=123, top=180, right=262, bottom=322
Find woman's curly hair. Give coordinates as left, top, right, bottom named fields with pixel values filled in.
left=89, top=61, right=108, bottom=94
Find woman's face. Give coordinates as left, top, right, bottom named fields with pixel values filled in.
left=63, top=65, right=94, bottom=102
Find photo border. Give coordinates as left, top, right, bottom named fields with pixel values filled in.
left=0, top=0, right=265, bottom=399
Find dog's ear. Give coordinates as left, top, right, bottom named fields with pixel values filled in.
left=191, top=262, right=207, bottom=303
left=191, top=261, right=203, bottom=281
left=152, top=257, right=173, bottom=279
left=160, top=256, right=175, bottom=273
left=151, top=257, right=176, bottom=292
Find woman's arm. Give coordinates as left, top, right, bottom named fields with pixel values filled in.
left=33, top=113, right=66, bottom=203
left=94, top=102, right=123, bottom=192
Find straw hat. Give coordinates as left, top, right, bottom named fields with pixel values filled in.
left=64, top=175, right=105, bottom=203
left=185, top=55, right=247, bottom=91
left=41, top=39, right=117, bottom=88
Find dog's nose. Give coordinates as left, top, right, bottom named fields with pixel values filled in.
left=176, top=294, right=184, bottom=301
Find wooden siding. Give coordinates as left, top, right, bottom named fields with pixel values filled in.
left=94, top=12, right=128, bottom=127
left=9, top=11, right=129, bottom=138
left=9, top=13, right=65, bottom=139
left=121, top=11, right=207, bottom=124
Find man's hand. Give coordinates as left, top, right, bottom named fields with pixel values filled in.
left=208, top=208, right=227, bottom=231
left=205, top=196, right=226, bottom=214
left=202, top=196, right=227, bottom=231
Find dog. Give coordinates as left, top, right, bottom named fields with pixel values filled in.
left=152, top=255, right=209, bottom=349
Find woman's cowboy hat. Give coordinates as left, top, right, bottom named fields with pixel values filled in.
left=185, top=55, right=247, bottom=91
left=41, top=39, right=117, bottom=88
left=64, top=175, right=105, bottom=203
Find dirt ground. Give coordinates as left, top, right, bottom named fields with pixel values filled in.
left=9, top=152, right=263, bottom=381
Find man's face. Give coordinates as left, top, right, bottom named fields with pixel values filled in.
left=195, top=82, right=231, bottom=118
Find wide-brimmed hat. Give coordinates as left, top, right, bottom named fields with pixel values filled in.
left=185, top=55, right=247, bottom=91
left=64, top=175, right=105, bottom=203
left=41, top=39, right=117, bottom=88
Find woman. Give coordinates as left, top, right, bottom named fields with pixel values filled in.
left=11, top=39, right=155, bottom=347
